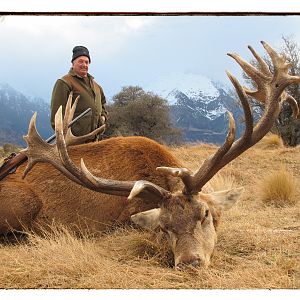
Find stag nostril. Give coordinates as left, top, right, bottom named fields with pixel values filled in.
left=190, top=259, right=201, bottom=268
left=176, top=259, right=201, bottom=270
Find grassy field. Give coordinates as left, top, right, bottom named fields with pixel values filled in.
left=0, top=140, right=299, bottom=289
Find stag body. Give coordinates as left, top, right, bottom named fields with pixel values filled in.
left=0, top=137, right=182, bottom=232
left=1, top=41, right=299, bottom=269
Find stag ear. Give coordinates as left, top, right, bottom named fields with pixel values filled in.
left=209, top=187, right=244, bottom=210
left=131, top=208, right=161, bottom=230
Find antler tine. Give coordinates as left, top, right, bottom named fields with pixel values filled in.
left=285, top=93, right=300, bottom=118
left=226, top=71, right=254, bottom=138
left=248, top=45, right=271, bottom=76
left=261, top=41, right=290, bottom=75
left=65, top=125, right=106, bottom=146
left=22, top=112, right=47, bottom=177
left=63, top=92, right=77, bottom=135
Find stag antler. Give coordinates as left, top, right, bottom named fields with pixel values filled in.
left=232, top=43, right=299, bottom=118
left=157, top=41, right=300, bottom=195
left=22, top=93, right=171, bottom=202
left=63, top=92, right=106, bottom=146
left=21, top=93, right=105, bottom=180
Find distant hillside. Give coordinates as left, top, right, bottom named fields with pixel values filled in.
left=0, top=83, right=52, bottom=146
left=145, top=73, right=245, bottom=143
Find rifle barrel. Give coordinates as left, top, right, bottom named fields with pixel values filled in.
left=46, top=107, right=92, bottom=143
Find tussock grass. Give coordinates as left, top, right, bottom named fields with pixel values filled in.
left=255, top=133, right=284, bottom=149
left=204, top=172, right=238, bottom=192
left=257, top=166, right=297, bottom=207
left=0, top=143, right=299, bottom=289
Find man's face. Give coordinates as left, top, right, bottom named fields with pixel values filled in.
left=72, top=56, right=89, bottom=77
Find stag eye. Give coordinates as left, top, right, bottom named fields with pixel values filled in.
left=200, top=209, right=210, bottom=225
left=161, top=224, right=170, bottom=233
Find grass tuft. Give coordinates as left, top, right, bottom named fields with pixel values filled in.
left=257, top=166, right=297, bottom=207
left=255, top=133, right=284, bottom=149
left=205, top=172, right=238, bottom=192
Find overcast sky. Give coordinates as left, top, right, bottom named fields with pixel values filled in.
left=1, top=14, right=300, bottom=102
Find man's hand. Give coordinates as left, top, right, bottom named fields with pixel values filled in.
left=100, top=116, right=106, bottom=124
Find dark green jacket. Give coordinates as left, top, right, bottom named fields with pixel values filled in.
left=50, top=68, right=108, bottom=139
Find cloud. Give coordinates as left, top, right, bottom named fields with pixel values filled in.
left=1, top=16, right=155, bottom=59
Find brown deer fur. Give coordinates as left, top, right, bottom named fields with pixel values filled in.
left=0, top=136, right=184, bottom=234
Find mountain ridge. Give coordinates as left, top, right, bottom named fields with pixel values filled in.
left=145, top=73, right=244, bottom=143
left=0, top=83, right=53, bottom=146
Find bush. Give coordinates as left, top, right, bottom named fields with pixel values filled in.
left=2, top=143, right=20, bottom=154
left=0, top=147, right=4, bottom=158
left=257, top=166, right=297, bottom=207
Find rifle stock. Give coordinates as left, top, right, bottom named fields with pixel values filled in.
left=0, top=152, right=28, bottom=180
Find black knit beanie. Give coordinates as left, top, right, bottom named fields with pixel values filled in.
left=71, top=46, right=91, bottom=63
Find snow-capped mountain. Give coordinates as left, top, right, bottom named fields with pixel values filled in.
left=0, top=83, right=52, bottom=146
left=146, top=73, right=220, bottom=106
left=145, top=73, right=244, bottom=143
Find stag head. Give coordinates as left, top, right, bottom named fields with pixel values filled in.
left=131, top=188, right=243, bottom=268
left=22, top=41, right=300, bottom=269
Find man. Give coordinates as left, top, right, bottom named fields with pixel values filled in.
left=50, top=46, right=108, bottom=141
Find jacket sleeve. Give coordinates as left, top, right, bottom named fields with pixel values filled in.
left=50, top=79, right=72, bottom=130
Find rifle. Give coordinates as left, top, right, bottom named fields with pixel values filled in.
left=0, top=107, right=92, bottom=181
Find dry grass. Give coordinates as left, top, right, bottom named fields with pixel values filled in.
left=204, top=172, right=238, bottom=192
left=255, top=133, right=284, bottom=149
left=256, top=166, right=297, bottom=207
left=0, top=142, right=300, bottom=289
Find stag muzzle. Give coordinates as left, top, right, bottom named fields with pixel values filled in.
left=175, top=257, right=202, bottom=270
left=175, top=251, right=206, bottom=270
left=173, top=234, right=210, bottom=270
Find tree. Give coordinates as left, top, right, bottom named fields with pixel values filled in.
left=241, top=36, right=300, bottom=146
left=105, top=86, right=182, bottom=144
left=276, top=36, right=300, bottom=146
